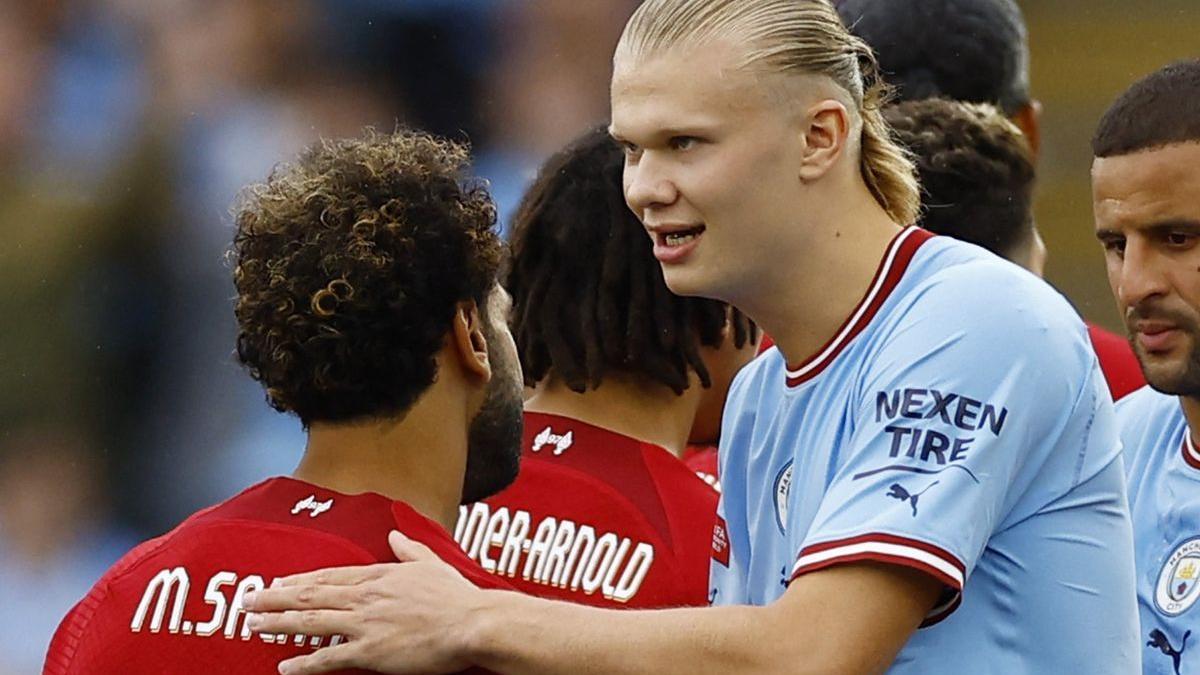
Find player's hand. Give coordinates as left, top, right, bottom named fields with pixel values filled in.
left=243, top=530, right=484, bottom=675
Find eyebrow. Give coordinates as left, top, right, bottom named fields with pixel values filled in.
left=1096, top=219, right=1200, bottom=239
left=1145, top=219, right=1200, bottom=234
left=608, top=125, right=716, bottom=145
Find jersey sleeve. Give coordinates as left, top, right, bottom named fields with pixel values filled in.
left=790, top=269, right=1102, bottom=623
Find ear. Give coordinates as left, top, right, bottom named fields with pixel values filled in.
left=798, top=99, right=852, bottom=182
left=450, top=300, right=492, bottom=383
left=1011, top=100, right=1042, bottom=162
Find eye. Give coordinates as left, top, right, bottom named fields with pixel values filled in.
left=668, top=136, right=699, bottom=151
left=1100, top=237, right=1126, bottom=257
left=1166, top=231, right=1197, bottom=248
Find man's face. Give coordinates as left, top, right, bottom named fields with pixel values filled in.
left=1093, top=142, right=1200, bottom=396
left=609, top=41, right=808, bottom=304
left=461, top=288, right=524, bottom=503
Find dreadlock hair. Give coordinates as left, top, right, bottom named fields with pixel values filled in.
left=507, top=126, right=756, bottom=395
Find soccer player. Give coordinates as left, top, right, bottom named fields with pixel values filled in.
left=454, top=127, right=757, bottom=607
left=243, top=2, right=1139, bottom=672
left=837, top=0, right=1146, bottom=400
left=1091, top=60, right=1200, bottom=675
left=43, top=129, right=523, bottom=673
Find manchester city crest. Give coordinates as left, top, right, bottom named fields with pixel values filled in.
left=1156, top=537, right=1200, bottom=616
left=774, top=461, right=793, bottom=534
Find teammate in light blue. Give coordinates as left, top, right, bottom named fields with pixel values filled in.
left=1094, top=60, right=1200, bottom=675
left=240, top=2, right=1140, bottom=673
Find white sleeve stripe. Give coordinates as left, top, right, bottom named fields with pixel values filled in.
left=791, top=540, right=965, bottom=588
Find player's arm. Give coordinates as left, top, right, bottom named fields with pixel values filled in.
left=244, top=532, right=942, bottom=675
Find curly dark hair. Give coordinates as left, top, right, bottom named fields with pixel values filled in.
left=836, top=0, right=1031, bottom=116
left=884, top=99, right=1035, bottom=258
left=1093, top=59, right=1200, bottom=158
left=506, top=127, right=755, bottom=395
left=232, top=129, right=503, bottom=426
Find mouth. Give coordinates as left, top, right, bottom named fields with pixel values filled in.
left=650, top=224, right=706, bottom=264
left=1132, top=321, right=1183, bottom=355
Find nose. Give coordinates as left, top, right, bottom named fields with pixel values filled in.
left=623, top=154, right=678, bottom=216
left=1116, top=238, right=1170, bottom=310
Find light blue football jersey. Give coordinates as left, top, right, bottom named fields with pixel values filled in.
left=1118, top=385, right=1200, bottom=674
left=712, top=228, right=1140, bottom=673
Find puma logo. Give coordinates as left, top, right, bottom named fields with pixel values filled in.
left=1148, top=628, right=1190, bottom=675
left=886, top=481, right=939, bottom=517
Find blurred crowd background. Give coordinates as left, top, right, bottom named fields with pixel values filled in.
left=0, top=0, right=1195, bottom=671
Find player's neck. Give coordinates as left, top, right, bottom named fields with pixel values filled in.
left=294, top=400, right=467, bottom=531
left=525, top=373, right=703, bottom=457
left=737, top=197, right=903, bottom=369
left=1180, top=396, right=1200, bottom=447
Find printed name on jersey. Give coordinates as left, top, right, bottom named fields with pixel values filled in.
left=712, top=515, right=730, bottom=567
left=1156, top=537, right=1200, bottom=616
left=773, top=461, right=793, bottom=534
left=531, top=426, right=573, bottom=455
left=454, top=503, right=653, bottom=603
left=131, top=567, right=345, bottom=649
left=290, top=494, right=333, bottom=518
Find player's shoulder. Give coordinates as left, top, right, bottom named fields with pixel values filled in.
left=1115, top=385, right=1180, bottom=447
left=908, top=236, right=1084, bottom=333
left=105, top=478, right=400, bottom=587
left=726, top=346, right=786, bottom=406
left=884, top=236, right=1092, bottom=375
left=518, top=411, right=717, bottom=507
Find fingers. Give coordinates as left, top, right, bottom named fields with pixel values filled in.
left=244, top=563, right=390, bottom=605
left=388, top=530, right=437, bottom=562
left=244, top=582, right=364, bottom=613
left=277, top=642, right=358, bottom=675
left=246, top=608, right=358, bottom=639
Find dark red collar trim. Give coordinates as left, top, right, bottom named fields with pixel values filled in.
left=1181, top=431, right=1200, bottom=471
left=785, top=227, right=935, bottom=388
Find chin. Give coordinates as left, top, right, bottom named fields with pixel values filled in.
left=661, top=266, right=724, bottom=302
left=1142, top=360, right=1200, bottom=397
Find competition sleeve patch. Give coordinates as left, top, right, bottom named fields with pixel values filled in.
left=712, top=516, right=731, bottom=567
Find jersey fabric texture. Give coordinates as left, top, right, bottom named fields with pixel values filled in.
left=1090, top=322, right=1146, bottom=401
left=1118, top=386, right=1200, bottom=675
left=683, top=446, right=721, bottom=493
left=45, top=477, right=504, bottom=674
left=455, top=411, right=717, bottom=608
left=712, top=227, right=1140, bottom=673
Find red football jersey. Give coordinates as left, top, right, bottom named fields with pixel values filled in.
left=44, top=477, right=504, bottom=674
left=455, top=412, right=718, bottom=608
left=1087, top=322, right=1145, bottom=401
left=683, top=446, right=721, bottom=494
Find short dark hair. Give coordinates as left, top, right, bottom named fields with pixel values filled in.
left=232, top=129, right=503, bottom=426
left=1093, top=59, right=1200, bottom=158
left=835, top=0, right=1031, bottom=116
left=506, top=127, right=755, bottom=395
left=885, top=99, right=1035, bottom=258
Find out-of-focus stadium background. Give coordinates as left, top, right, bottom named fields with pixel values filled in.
left=0, top=0, right=1194, bottom=671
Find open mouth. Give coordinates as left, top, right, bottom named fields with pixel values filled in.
left=660, top=224, right=706, bottom=247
